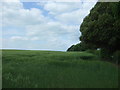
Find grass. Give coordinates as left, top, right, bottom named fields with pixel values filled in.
left=2, top=50, right=118, bottom=88
left=0, top=50, right=2, bottom=89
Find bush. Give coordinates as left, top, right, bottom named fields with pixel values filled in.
left=79, top=53, right=95, bottom=60
left=86, top=50, right=95, bottom=54
left=67, top=45, right=75, bottom=51
left=100, top=48, right=113, bottom=61
left=113, top=51, right=120, bottom=64
left=86, top=49, right=100, bottom=55
left=67, top=42, right=97, bottom=52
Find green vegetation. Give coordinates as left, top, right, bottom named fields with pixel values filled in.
left=2, top=50, right=118, bottom=88
left=2, top=2, right=120, bottom=89
left=67, top=2, right=120, bottom=64
left=67, top=42, right=97, bottom=52
left=0, top=50, right=2, bottom=89
left=80, top=2, right=120, bottom=50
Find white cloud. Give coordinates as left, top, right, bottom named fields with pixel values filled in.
left=43, top=2, right=81, bottom=15
left=11, top=36, right=39, bottom=41
left=31, top=37, right=39, bottom=41
left=25, top=22, right=80, bottom=50
left=3, top=2, right=47, bottom=27
left=2, top=0, right=97, bottom=51
left=41, top=2, right=96, bottom=24
left=11, top=36, right=28, bottom=41
left=55, top=9, right=88, bottom=24
left=25, top=21, right=80, bottom=38
left=3, top=0, right=20, bottom=2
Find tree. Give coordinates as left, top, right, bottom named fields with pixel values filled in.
left=67, top=45, right=75, bottom=51
left=67, top=42, right=97, bottom=52
left=80, top=2, right=120, bottom=60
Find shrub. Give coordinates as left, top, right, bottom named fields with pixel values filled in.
left=113, top=51, right=120, bottom=64
left=100, top=48, right=113, bottom=61
left=86, top=49, right=100, bottom=55
left=80, top=55, right=95, bottom=60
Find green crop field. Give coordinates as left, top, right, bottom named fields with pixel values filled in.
left=2, top=50, right=118, bottom=88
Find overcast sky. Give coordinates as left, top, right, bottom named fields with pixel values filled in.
left=2, top=0, right=97, bottom=51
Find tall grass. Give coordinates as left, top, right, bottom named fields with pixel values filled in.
left=2, top=50, right=118, bottom=88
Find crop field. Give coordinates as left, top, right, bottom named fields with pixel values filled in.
left=2, top=50, right=118, bottom=88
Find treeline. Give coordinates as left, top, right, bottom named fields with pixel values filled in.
left=67, top=2, right=120, bottom=64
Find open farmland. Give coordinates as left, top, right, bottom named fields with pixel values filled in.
left=2, top=50, right=118, bottom=88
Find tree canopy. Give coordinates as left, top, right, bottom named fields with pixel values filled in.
left=67, top=2, right=120, bottom=63
left=67, top=42, right=97, bottom=52
left=80, top=2, right=120, bottom=53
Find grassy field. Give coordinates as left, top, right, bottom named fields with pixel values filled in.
left=2, top=50, right=118, bottom=88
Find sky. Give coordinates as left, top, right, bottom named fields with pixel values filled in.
left=1, top=0, right=97, bottom=51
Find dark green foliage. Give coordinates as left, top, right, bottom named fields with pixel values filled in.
left=79, top=2, right=120, bottom=61
left=79, top=55, right=94, bottom=60
left=67, top=42, right=97, bottom=52
left=113, top=51, right=120, bottom=64
left=80, top=2, right=120, bottom=51
left=85, top=49, right=100, bottom=56
left=100, top=48, right=113, bottom=61
left=67, top=45, right=75, bottom=51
